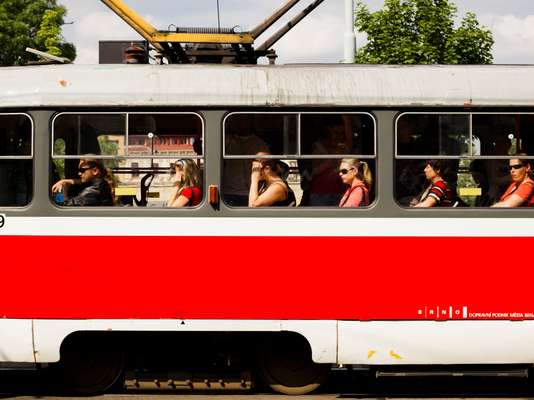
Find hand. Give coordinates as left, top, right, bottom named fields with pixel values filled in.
left=251, top=160, right=262, bottom=180
left=51, top=179, right=74, bottom=194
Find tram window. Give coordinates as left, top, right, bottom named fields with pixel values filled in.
left=51, top=113, right=204, bottom=208
left=224, top=113, right=297, bottom=156
left=473, top=114, right=534, bottom=156
left=0, top=114, right=33, bottom=207
left=129, top=113, right=203, bottom=156
left=53, top=114, right=126, bottom=157
left=300, top=114, right=375, bottom=156
left=223, top=112, right=376, bottom=208
left=397, top=114, right=469, bottom=156
left=395, top=112, right=534, bottom=208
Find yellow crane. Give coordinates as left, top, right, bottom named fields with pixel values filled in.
left=99, top=0, right=326, bottom=64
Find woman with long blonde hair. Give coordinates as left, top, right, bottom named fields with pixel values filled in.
left=338, top=158, right=372, bottom=208
left=167, top=159, right=202, bottom=207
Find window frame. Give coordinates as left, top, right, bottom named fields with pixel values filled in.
left=51, top=111, right=205, bottom=160
left=50, top=111, right=205, bottom=209
left=395, top=111, right=534, bottom=209
left=223, top=111, right=377, bottom=161
left=0, top=112, right=34, bottom=160
left=222, top=110, right=378, bottom=209
left=0, top=112, right=34, bottom=209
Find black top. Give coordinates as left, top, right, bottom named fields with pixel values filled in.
left=64, top=178, right=113, bottom=206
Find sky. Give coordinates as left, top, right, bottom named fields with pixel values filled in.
left=58, top=0, right=534, bottom=65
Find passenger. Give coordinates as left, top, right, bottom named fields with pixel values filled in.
left=491, top=157, right=534, bottom=208
left=51, top=158, right=113, bottom=206
left=411, top=160, right=454, bottom=208
left=167, top=159, right=202, bottom=207
left=249, top=153, right=295, bottom=207
left=308, top=116, right=351, bottom=206
left=338, top=159, right=372, bottom=208
left=224, top=115, right=269, bottom=206
left=470, top=135, right=512, bottom=206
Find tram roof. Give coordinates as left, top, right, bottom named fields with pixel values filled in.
left=1, top=63, right=533, bottom=108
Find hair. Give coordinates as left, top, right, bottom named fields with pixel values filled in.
left=425, top=159, right=449, bottom=178
left=175, top=159, right=201, bottom=192
left=341, top=158, right=372, bottom=189
left=516, top=153, right=532, bottom=168
left=81, top=157, right=116, bottom=204
left=261, top=159, right=290, bottom=180
left=515, top=153, right=533, bottom=177
left=80, top=157, right=107, bottom=179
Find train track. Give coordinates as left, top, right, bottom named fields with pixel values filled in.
left=1, top=366, right=534, bottom=397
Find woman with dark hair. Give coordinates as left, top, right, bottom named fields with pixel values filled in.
left=411, top=160, right=454, bottom=208
left=338, top=158, right=372, bottom=208
left=492, top=156, right=534, bottom=208
left=167, top=159, right=202, bottom=207
left=249, top=153, right=295, bottom=207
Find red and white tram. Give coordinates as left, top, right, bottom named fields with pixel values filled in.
left=1, top=63, right=534, bottom=394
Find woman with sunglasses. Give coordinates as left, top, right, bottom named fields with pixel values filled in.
left=492, top=157, right=534, bottom=207
left=411, top=159, right=453, bottom=208
left=249, top=153, right=295, bottom=207
left=167, top=159, right=202, bottom=207
left=338, top=158, right=372, bottom=208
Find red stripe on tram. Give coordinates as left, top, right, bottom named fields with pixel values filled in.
left=1, top=235, right=532, bottom=320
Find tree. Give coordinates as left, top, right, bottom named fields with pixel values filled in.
left=0, top=0, right=76, bottom=66
left=354, top=0, right=494, bottom=64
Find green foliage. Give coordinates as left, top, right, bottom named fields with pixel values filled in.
left=0, top=0, right=76, bottom=66
left=355, top=0, right=494, bottom=64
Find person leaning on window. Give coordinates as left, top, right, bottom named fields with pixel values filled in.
left=51, top=158, right=113, bottom=206
left=338, top=159, right=372, bottom=208
left=249, top=153, right=295, bottom=207
left=411, top=159, right=453, bottom=208
left=491, top=157, right=534, bottom=208
left=167, top=159, right=202, bottom=207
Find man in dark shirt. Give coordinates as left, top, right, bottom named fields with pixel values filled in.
left=51, top=159, right=113, bottom=206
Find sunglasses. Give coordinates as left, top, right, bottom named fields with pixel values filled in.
left=509, top=164, right=525, bottom=171
left=339, top=168, right=355, bottom=175
left=78, top=166, right=94, bottom=173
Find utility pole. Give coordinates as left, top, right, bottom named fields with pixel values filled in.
left=344, top=0, right=355, bottom=63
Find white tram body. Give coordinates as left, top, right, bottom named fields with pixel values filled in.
left=1, top=64, right=534, bottom=393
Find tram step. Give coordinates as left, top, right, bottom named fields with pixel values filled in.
left=376, top=368, right=529, bottom=378
left=124, top=370, right=253, bottom=391
left=0, top=362, right=38, bottom=371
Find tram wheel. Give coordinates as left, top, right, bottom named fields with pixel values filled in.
left=256, top=333, right=330, bottom=395
left=54, top=333, right=124, bottom=395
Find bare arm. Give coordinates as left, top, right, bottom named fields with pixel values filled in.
left=166, top=185, right=180, bottom=207
left=491, top=194, right=525, bottom=208
left=413, top=196, right=438, bottom=208
left=249, top=182, right=286, bottom=207
left=248, top=161, right=263, bottom=207
left=168, top=195, right=190, bottom=208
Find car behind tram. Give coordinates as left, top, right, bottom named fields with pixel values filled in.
left=2, top=63, right=534, bottom=394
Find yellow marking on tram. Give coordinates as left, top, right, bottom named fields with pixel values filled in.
left=459, top=187, right=482, bottom=196
left=367, top=350, right=377, bottom=359
left=115, top=187, right=137, bottom=196
left=390, top=350, right=402, bottom=360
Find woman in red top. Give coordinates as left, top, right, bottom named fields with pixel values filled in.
left=338, top=158, right=372, bottom=208
left=412, top=160, right=453, bottom=208
left=167, top=159, right=202, bottom=207
left=492, top=157, right=534, bottom=208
